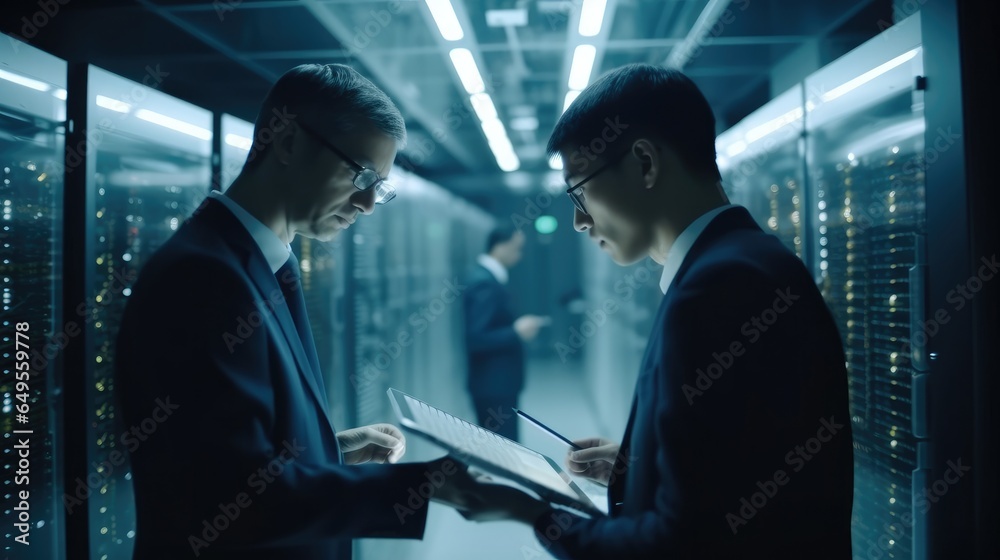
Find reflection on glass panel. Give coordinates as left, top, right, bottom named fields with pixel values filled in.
left=807, top=17, right=924, bottom=560
left=0, top=38, right=66, bottom=560
left=85, top=65, right=212, bottom=560
left=718, top=85, right=806, bottom=259
left=220, top=113, right=253, bottom=191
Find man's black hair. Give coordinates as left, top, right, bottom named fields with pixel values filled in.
left=486, top=225, right=519, bottom=254
left=547, top=63, right=721, bottom=181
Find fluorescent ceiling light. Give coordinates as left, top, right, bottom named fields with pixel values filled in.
left=549, top=154, right=564, bottom=170
left=568, top=45, right=597, bottom=90
left=485, top=8, right=528, bottom=27
left=821, top=49, right=919, bottom=103
left=449, top=48, right=485, bottom=94
left=425, top=0, right=464, bottom=41
left=96, top=95, right=131, bottom=113
left=469, top=93, right=498, bottom=121
left=53, top=88, right=67, bottom=100
left=480, top=123, right=519, bottom=172
left=509, top=116, right=539, bottom=131
left=0, top=69, right=50, bottom=92
left=563, top=90, right=582, bottom=113
left=225, top=133, right=252, bottom=150
left=490, top=140, right=520, bottom=172
left=135, top=109, right=212, bottom=140
left=578, top=0, right=608, bottom=37
left=480, top=118, right=507, bottom=143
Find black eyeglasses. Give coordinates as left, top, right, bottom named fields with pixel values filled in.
left=565, top=149, right=631, bottom=215
left=298, top=123, right=396, bottom=204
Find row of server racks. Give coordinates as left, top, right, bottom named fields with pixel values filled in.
left=0, top=34, right=493, bottom=560
left=576, top=11, right=987, bottom=560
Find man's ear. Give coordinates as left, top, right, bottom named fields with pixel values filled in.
left=630, top=139, right=661, bottom=190
left=272, top=122, right=299, bottom=166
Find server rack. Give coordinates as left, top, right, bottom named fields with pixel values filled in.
left=345, top=169, right=493, bottom=431
left=0, top=37, right=67, bottom=560
left=716, top=12, right=940, bottom=559
left=78, top=65, right=213, bottom=560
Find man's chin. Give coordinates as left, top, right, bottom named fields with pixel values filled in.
left=299, top=226, right=343, bottom=243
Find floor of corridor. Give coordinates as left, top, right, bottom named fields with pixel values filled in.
left=357, top=357, right=608, bottom=560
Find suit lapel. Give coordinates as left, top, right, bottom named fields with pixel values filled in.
left=189, top=198, right=335, bottom=434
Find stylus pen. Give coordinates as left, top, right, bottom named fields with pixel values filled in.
left=512, top=407, right=584, bottom=451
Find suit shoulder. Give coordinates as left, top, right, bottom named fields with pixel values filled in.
left=683, top=228, right=806, bottom=288
left=463, top=265, right=495, bottom=287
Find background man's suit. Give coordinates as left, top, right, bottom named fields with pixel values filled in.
left=536, top=206, right=854, bottom=559
left=115, top=196, right=430, bottom=559
left=463, top=262, right=525, bottom=442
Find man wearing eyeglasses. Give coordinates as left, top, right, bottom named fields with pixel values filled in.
left=115, top=63, right=470, bottom=559
left=442, top=64, right=854, bottom=558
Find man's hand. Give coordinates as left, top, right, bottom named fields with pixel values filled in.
left=565, top=437, right=620, bottom=485
left=427, top=456, right=550, bottom=525
left=514, top=315, right=550, bottom=342
left=336, top=423, right=406, bottom=465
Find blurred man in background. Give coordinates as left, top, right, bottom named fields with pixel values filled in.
left=463, top=225, right=549, bottom=442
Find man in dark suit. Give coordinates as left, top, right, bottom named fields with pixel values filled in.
left=463, top=226, right=548, bottom=442
left=115, top=63, right=463, bottom=559
left=445, top=64, right=854, bottom=558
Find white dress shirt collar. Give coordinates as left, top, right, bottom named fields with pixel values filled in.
left=659, top=204, right=738, bottom=295
left=476, top=254, right=509, bottom=285
left=208, top=191, right=291, bottom=274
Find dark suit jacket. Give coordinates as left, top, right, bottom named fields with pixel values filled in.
left=114, top=197, right=430, bottom=560
left=535, top=206, right=854, bottom=559
left=462, top=263, right=525, bottom=398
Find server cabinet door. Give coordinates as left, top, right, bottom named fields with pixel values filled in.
left=804, top=13, right=925, bottom=560
left=0, top=36, right=67, bottom=560
left=83, top=65, right=212, bottom=560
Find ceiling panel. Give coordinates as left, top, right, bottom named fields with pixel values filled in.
left=0, top=0, right=894, bottom=186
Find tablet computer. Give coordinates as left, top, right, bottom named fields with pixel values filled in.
left=387, top=388, right=606, bottom=517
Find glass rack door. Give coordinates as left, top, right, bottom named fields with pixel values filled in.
left=804, top=13, right=925, bottom=560
left=0, top=35, right=67, bottom=560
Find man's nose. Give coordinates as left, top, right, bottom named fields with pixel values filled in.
left=352, top=187, right=376, bottom=215
left=573, top=207, right=592, bottom=232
